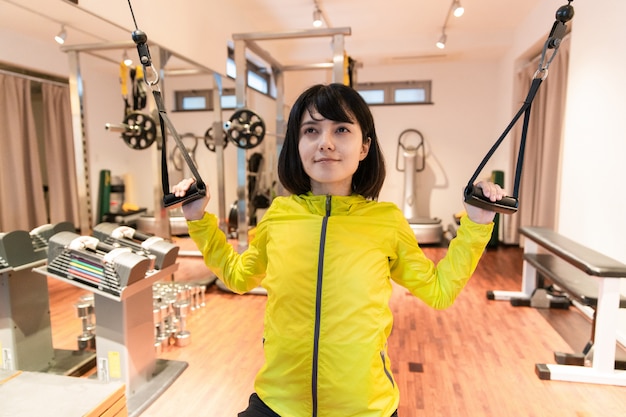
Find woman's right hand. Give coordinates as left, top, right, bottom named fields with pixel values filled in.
left=171, top=178, right=210, bottom=221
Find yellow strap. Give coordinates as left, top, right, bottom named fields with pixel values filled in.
left=119, top=61, right=128, bottom=97
left=343, top=52, right=349, bottom=86
left=135, top=65, right=144, bottom=80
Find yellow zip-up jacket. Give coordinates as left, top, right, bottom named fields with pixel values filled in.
left=188, top=193, right=493, bottom=417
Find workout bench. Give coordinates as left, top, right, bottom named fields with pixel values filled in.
left=489, top=226, right=626, bottom=386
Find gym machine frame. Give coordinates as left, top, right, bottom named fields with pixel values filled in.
left=0, top=225, right=94, bottom=376
left=34, top=235, right=183, bottom=414
left=59, top=39, right=220, bottom=414
left=231, top=26, right=352, bottom=250
left=60, top=40, right=226, bottom=238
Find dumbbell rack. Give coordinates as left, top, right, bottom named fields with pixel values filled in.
left=0, top=230, right=95, bottom=376
left=34, top=263, right=187, bottom=415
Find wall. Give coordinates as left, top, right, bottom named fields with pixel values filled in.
left=557, top=0, right=626, bottom=341
left=501, top=0, right=626, bottom=343
left=283, top=59, right=507, bottom=226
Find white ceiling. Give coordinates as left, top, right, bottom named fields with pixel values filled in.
left=0, top=0, right=550, bottom=73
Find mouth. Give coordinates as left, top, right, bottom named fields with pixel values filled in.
left=315, top=158, right=339, bottom=163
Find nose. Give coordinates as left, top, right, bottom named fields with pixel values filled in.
left=319, top=131, right=335, bottom=150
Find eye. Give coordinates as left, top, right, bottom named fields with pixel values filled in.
left=302, top=126, right=317, bottom=135
left=336, top=126, right=350, bottom=134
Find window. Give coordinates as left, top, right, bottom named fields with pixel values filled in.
left=227, top=48, right=273, bottom=97
left=356, top=81, right=432, bottom=105
left=175, top=47, right=274, bottom=112
left=175, top=90, right=212, bottom=111
left=174, top=88, right=237, bottom=111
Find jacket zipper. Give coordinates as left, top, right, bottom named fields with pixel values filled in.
left=312, top=195, right=331, bottom=417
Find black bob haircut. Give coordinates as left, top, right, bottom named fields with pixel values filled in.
left=277, top=83, right=386, bottom=200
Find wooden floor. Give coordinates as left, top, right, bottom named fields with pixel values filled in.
left=46, top=241, right=626, bottom=417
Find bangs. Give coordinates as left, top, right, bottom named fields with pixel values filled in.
left=305, top=89, right=355, bottom=124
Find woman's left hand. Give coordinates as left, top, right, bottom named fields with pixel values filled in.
left=463, top=181, right=506, bottom=224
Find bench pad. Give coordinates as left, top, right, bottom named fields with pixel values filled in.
left=524, top=253, right=626, bottom=308
left=520, top=227, right=626, bottom=278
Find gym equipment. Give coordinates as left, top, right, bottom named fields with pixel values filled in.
left=97, top=169, right=112, bottom=224
left=46, top=232, right=152, bottom=298
left=30, top=221, right=76, bottom=249
left=504, top=227, right=626, bottom=386
left=129, top=24, right=207, bottom=209
left=37, top=225, right=184, bottom=398
left=172, top=133, right=200, bottom=173
left=151, top=281, right=206, bottom=350
left=204, top=126, right=229, bottom=152
left=1, top=229, right=52, bottom=372
left=396, top=129, right=443, bottom=244
left=75, top=295, right=96, bottom=351
left=172, top=301, right=191, bottom=347
left=105, top=111, right=157, bottom=150
left=152, top=302, right=166, bottom=354
left=247, top=152, right=271, bottom=226
left=1, top=223, right=95, bottom=375
left=463, top=1, right=574, bottom=215
left=92, top=222, right=179, bottom=270
left=225, top=108, right=265, bottom=149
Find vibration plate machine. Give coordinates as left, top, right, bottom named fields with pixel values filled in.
left=396, top=129, right=443, bottom=245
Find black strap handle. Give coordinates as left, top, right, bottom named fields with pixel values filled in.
left=152, top=90, right=206, bottom=208
left=128, top=21, right=207, bottom=209
left=463, top=78, right=542, bottom=215
left=464, top=1, right=574, bottom=215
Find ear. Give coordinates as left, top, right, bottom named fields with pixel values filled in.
left=360, top=137, right=372, bottom=161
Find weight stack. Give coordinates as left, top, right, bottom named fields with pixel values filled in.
left=488, top=170, right=504, bottom=248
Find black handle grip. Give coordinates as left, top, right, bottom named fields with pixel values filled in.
left=163, top=181, right=206, bottom=209
left=131, top=230, right=152, bottom=242
left=464, top=185, right=519, bottom=215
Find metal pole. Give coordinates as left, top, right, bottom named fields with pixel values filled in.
left=234, top=39, right=248, bottom=250
left=332, top=34, right=345, bottom=84
left=212, top=73, right=227, bottom=234
left=66, top=50, right=92, bottom=235
left=274, top=67, right=286, bottom=197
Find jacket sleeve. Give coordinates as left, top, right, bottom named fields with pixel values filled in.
left=390, top=215, right=493, bottom=309
left=186, top=212, right=267, bottom=294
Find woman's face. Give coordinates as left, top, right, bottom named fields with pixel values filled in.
left=297, top=107, right=370, bottom=196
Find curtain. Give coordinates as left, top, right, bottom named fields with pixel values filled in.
left=503, top=36, right=571, bottom=244
left=42, top=83, right=80, bottom=227
left=0, top=74, right=47, bottom=231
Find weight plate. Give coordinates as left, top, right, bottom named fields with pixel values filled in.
left=203, top=127, right=229, bottom=152
left=121, top=112, right=157, bottom=150
left=227, top=109, right=265, bottom=149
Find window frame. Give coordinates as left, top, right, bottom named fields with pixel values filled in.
left=174, top=88, right=238, bottom=112
left=356, top=80, right=433, bottom=106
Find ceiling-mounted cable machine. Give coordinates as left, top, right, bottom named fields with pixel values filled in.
left=231, top=26, right=352, bottom=250
left=463, top=1, right=574, bottom=215
left=60, top=39, right=221, bottom=237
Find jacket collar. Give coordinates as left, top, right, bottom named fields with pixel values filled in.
left=293, top=192, right=368, bottom=216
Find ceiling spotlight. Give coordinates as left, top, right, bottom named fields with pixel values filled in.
left=54, top=25, right=67, bottom=45
left=436, top=33, right=447, bottom=49
left=123, top=51, right=133, bottom=66
left=313, top=8, right=323, bottom=27
left=453, top=1, right=465, bottom=17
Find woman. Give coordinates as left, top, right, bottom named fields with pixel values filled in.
left=173, top=83, right=504, bottom=417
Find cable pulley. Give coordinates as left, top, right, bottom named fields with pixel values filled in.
left=226, top=109, right=265, bottom=149
left=127, top=0, right=206, bottom=208
left=463, top=0, right=574, bottom=215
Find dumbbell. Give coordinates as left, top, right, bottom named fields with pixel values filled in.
left=173, top=301, right=191, bottom=347
left=75, top=295, right=96, bottom=351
